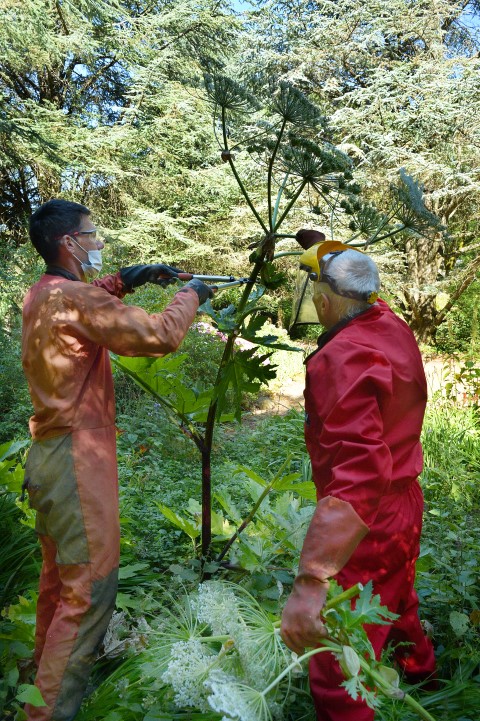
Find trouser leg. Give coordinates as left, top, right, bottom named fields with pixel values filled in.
left=34, top=536, right=62, bottom=667
left=310, top=639, right=376, bottom=721
left=26, top=563, right=118, bottom=721
left=24, top=427, right=120, bottom=721
left=388, top=583, right=436, bottom=684
left=309, top=485, right=435, bottom=720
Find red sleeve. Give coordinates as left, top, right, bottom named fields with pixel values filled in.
left=305, top=343, right=393, bottom=527
left=91, top=272, right=130, bottom=299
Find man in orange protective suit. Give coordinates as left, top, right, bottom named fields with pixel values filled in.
left=281, top=230, right=436, bottom=720
left=21, top=199, right=213, bottom=721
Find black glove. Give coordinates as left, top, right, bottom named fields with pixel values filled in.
left=177, top=278, right=214, bottom=305
left=120, top=264, right=184, bottom=290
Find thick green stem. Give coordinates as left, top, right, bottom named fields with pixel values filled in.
left=274, top=180, right=307, bottom=231
left=262, top=643, right=340, bottom=696
left=356, top=656, right=437, bottom=721
left=273, top=582, right=363, bottom=629
left=272, top=250, right=302, bottom=259
left=325, top=583, right=363, bottom=609
left=221, top=107, right=268, bottom=234
left=260, top=638, right=436, bottom=721
left=216, top=482, right=274, bottom=562
left=201, top=259, right=265, bottom=558
left=272, top=173, right=290, bottom=230
left=216, top=455, right=291, bottom=563
left=267, top=119, right=287, bottom=230
left=367, top=225, right=407, bottom=244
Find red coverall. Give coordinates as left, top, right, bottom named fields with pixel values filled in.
left=21, top=270, right=199, bottom=721
left=303, top=299, right=436, bottom=720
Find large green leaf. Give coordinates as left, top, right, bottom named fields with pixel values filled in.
left=111, top=353, right=233, bottom=423
left=213, top=347, right=277, bottom=421
left=240, top=313, right=301, bottom=351
left=156, top=502, right=200, bottom=541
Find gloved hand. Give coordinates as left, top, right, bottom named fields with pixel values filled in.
left=177, top=278, right=214, bottom=306
left=280, top=496, right=369, bottom=655
left=120, top=264, right=184, bottom=290
left=281, top=576, right=329, bottom=655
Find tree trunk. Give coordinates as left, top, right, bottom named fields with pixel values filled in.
left=399, top=235, right=443, bottom=345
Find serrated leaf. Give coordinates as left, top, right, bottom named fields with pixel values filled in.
left=214, top=490, right=243, bottom=523
left=156, top=503, right=200, bottom=540
left=341, top=675, right=360, bottom=701
left=118, top=563, right=150, bottom=580
left=112, top=352, right=216, bottom=419
left=211, top=510, right=233, bottom=537
left=260, top=262, right=286, bottom=289
left=201, top=300, right=237, bottom=332
left=169, top=563, right=199, bottom=582
left=115, top=592, right=143, bottom=612
left=346, top=582, right=399, bottom=629
left=212, top=347, right=277, bottom=421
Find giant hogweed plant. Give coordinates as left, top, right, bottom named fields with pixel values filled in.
left=76, top=579, right=437, bottom=721
left=112, top=75, right=442, bottom=560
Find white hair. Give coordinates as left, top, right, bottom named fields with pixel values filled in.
left=321, top=249, right=380, bottom=321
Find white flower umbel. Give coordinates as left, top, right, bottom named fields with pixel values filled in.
left=206, top=671, right=274, bottom=721
left=196, top=581, right=242, bottom=637
left=196, top=581, right=289, bottom=689
left=162, top=638, right=219, bottom=711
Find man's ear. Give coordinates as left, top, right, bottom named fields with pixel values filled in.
left=320, top=291, right=330, bottom=313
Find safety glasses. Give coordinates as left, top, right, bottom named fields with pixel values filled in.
left=69, top=229, right=98, bottom=241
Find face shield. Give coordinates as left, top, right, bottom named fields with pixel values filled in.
left=289, top=240, right=378, bottom=333
left=290, top=241, right=353, bottom=332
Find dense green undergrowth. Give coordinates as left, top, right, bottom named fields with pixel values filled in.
left=1, top=370, right=479, bottom=720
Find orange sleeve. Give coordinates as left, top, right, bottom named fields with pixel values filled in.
left=64, top=284, right=199, bottom=357
left=91, top=272, right=130, bottom=299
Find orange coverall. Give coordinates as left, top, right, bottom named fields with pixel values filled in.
left=304, top=300, right=436, bottom=720
left=21, top=270, right=199, bottom=721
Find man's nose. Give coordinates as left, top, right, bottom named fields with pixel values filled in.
left=96, top=239, right=105, bottom=250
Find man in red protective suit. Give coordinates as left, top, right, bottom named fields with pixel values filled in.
left=21, top=199, right=213, bottom=721
left=281, top=231, right=436, bottom=720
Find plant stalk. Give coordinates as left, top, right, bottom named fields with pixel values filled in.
left=221, top=107, right=269, bottom=234
left=274, top=180, right=307, bottom=231
left=267, top=119, right=287, bottom=230
left=216, top=455, right=292, bottom=563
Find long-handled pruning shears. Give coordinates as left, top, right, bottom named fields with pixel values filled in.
left=174, top=273, right=254, bottom=290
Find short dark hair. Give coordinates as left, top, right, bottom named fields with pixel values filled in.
left=29, top=199, right=91, bottom=263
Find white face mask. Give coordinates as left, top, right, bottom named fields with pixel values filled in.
left=70, top=237, right=102, bottom=278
